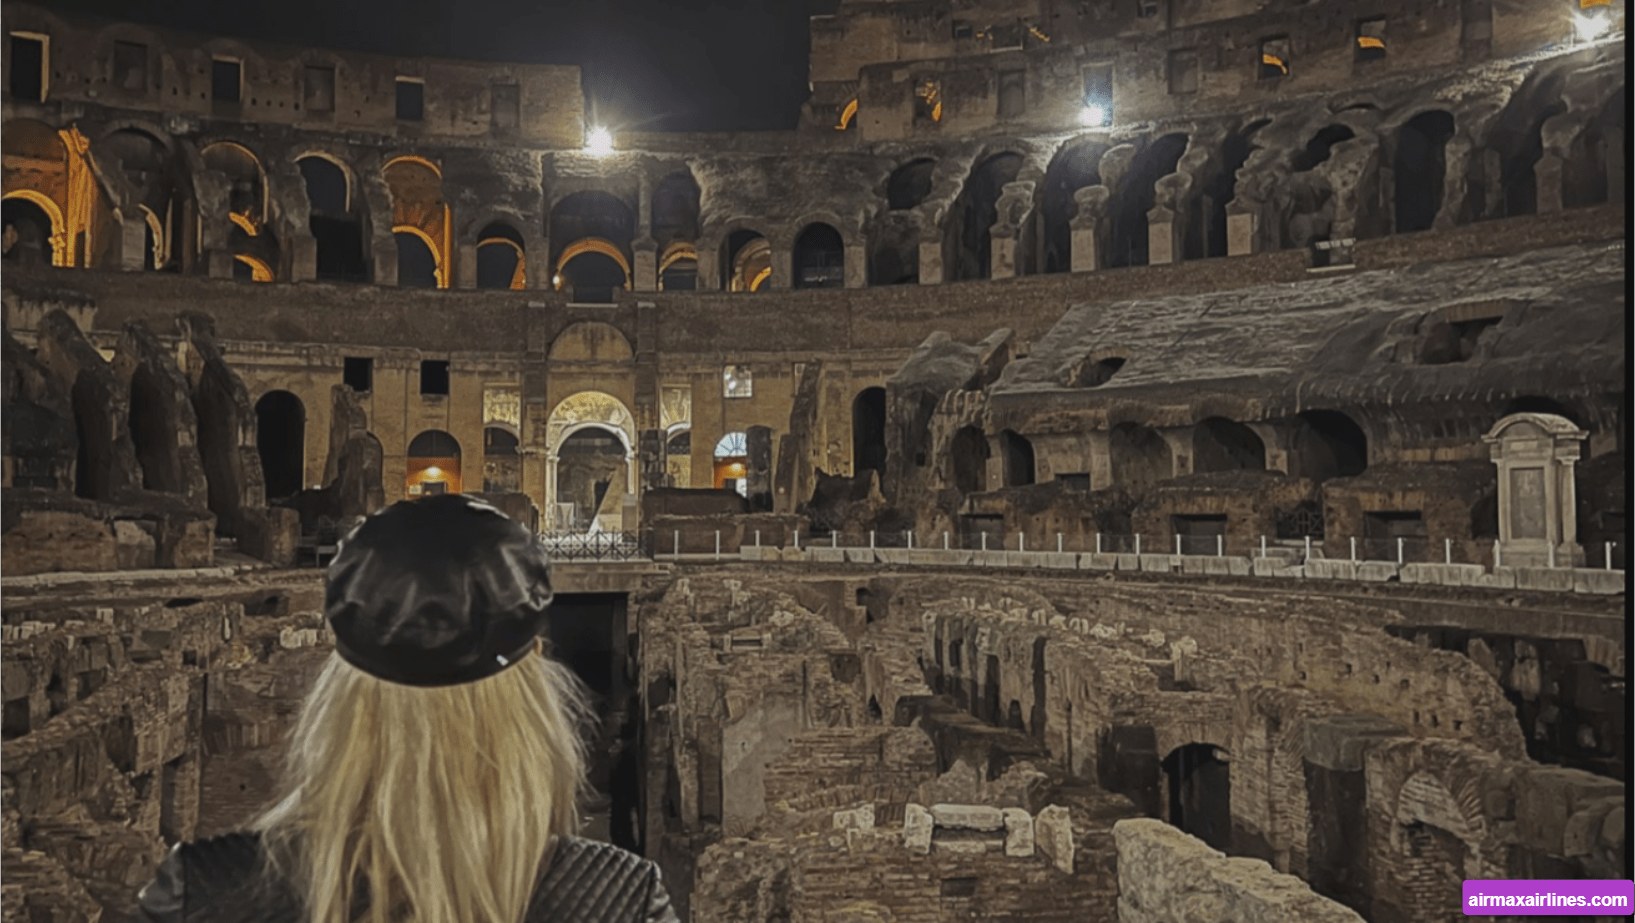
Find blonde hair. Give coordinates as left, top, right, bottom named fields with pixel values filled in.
left=253, top=650, right=588, bottom=923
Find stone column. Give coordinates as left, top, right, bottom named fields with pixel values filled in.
left=290, top=234, right=317, bottom=282
left=1483, top=412, right=1585, bottom=567
left=1147, top=205, right=1180, bottom=266
left=1533, top=152, right=1564, bottom=214
left=989, top=228, right=1018, bottom=279
left=768, top=243, right=792, bottom=290
left=1246, top=422, right=1289, bottom=474
left=1158, top=428, right=1193, bottom=477
left=118, top=215, right=148, bottom=271
left=632, top=236, right=658, bottom=292
left=917, top=234, right=944, bottom=285
left=844, top=243, right=867, bottom=288
left=456, top=242, right=478, bottom=289
left=1087, top=429, right=1112, bottom=491
left=1226, top=200, right=1262, bottom=257
left=746, top=425, right=774, bottom=512
left=1070, top=186, right=1111, bottom=273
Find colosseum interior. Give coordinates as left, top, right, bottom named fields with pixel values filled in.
left=1, top=0, right=1627, bottom=919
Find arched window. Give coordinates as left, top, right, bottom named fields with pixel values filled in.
left=1290, top=410, right=1367, bottom=480
left=723, top=230, right=771, bottom=292
left=395, top=229, right=439, bottom=287
left=852, top=387, right=887, bottom=475
left=793, top=223, right=844, bottom=289
left=713, top=431, right=749, bottom=496
left=1192, top=418, right=1265, bottom=473
left=298, top=154, right=367, bottom=282
left=1394, top=112, right=1455, bottom=233
left=1109, top=134, right=1187, bottom=268
left=476, top=221, right=526, bottom=290
left=947, top=153, right=1023, bottom=281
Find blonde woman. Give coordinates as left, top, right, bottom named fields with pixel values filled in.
left=134, top=494, right=678, bottom=923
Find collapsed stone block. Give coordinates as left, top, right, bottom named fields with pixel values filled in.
left=1035, top=804, right=1075, bottom=873
left=903, top=803, right=933, bottom=854
left=1003, top=807, right=1034, bottom=857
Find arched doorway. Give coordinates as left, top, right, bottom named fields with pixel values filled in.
left=950, top=425, right=989, bottom=494
left=713, top=431, right=748, bottom=496
left=556, top=426, right=628, bottom=531
left=1110, top=422, right=1172, bottom=491
left=255, top=391, right=306, bottom=501
left=852, top=387, right=887, bottom=477
left=1394, top=111, right=1455, bottom=233
left=1162, top=743, right=1232, bottom=850
left=395, top=230, right=439, bottom=287
left=1290, top=410, right=1368, bottom=480
left=298, top=154, right=368, bottom=281
left=555, top=238, right=630, bottom=303
left=947, top=152, right=1024, bottom=281
left=999, top=430, right=1035, bottom=486
left=2, top=195, right=58, bottom=265
left=406, top=429, right=461, bottom=496
left=723, top=230, right=771, bottom=292
left=476, top=222, right=526, bottom=289
left=1192, top=417, right=1266, bottom=473
left=544, top=392, right=637, bottom=531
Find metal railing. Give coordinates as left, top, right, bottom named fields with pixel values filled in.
left=538, top=531, right=650, bottom=561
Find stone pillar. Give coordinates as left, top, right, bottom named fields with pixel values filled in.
left=1087, top=430, right=1112, bottom=491
left=1533, top=152, right=1564, bottom=214
left=632, top=236, right=658, bottom=292
left=639, top=428, right=667, bottom=491
left=1070, top=186, right=1111, bottom=273
left=373, top=235, right=398, bottom=288
left=844, top=243, right=867, bottom=288
left=206, top=250, right=235, bottom=280
left=119, top=216, right=148, bottom=271
left=768, top=244, right=792, bottom=290
left=290, top=234, right=317, bottom=282
left=1246, top=422, right=1289, bottom=474
left=696, top=242, right=719, bottom=291
left=1147, top=205, right=1180, bottom=266
left=989, top=229, right=1017, bottom=279
left=456, top=242, right=478, bottom=289
left=1158, top=428, right=1193, bottom=477
left=746, top=424, right=774, bottom=512
left=1226, top=201, right=1261, bottom=257
left=1483, top=412, right=1585, bottom=567
left=917, top=236, right=944, bottom=285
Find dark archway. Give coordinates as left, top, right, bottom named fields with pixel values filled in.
left=1162, top=744, right=1232, bottom=851
left=999, top=430, right=1035, bottom=486
left=1498, top=96, right=1566, bottom=218
left=255, top=390, right=305, bottom=501
left=1109, top=134, right=1188, bottom=268
left=1395, top=111, right=1456, bottom=233
left=1290, top=410, right=1368, bottom=480
left=947, top=152, right=1024, bottom=281
left=558, top=249, right=628, bottom=303
left=2, top=196, right=56, bottom=265
left=793, top=222, right=844, bottom=289
left=1201, top=120, right=1267, bottom=258
left=1109, top=422, right=1171, bottom=491
left=950, top=425, right=989, bottom=493
left=722, top=229, right=771, bottom=292
left=852, top=387, right=887, bottom=477
left=128, top=366, right=179, bottom=493
left=1565, top=89, right=1625, bottom=209
left=1499, top=395, right=1582, bottom=427
left=887, top=158, right=936, bottom=210
left=394, top=231, right=438, bottom=287
left=549, top=191, right=634, bottom=261
left=1292, top=125, right=1355, bottom=172
left=298, top=155, right=367, bottom=282
left=476, top=221, right=525, bottom=290
left=1041, top=138, right=1106, bottom=273
left=1192, top=418, right=1265, bottom=473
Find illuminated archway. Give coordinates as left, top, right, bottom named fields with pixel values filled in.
left=406, top=429, right=462, bottom=496
left=723, top=230, right=771, bottom=292
left=555, top=237, right=631, bottom=302
left=383, top=156, right=449, bottom=288
left=658, top=240, right=697, bottom=291
left=394, top=225, right=442, bottom=287
left=476, top=221, right=527, bottom=290
left=201, top=140, right=269, bottom=225
left=2, top=190, right=64, bottom=265
left=544, top=391, right=637, bottom=531
left=713, top=431, right=749, bottom=495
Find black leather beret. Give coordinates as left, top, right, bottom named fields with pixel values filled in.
left=323, top=494, right=553, bottom=687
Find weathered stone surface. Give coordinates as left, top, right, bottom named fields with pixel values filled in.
left=1034, top=804, right=1075, bottom=874
left=903, top=803, right=933, bottom=854
left=832, top=803, right=875, bottom=832
left=1003, top=807, right=1034, bottom=857
left=930, top=803, right=1005, bottom=831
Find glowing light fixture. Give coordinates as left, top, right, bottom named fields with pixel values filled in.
left=1572, top=9, right=1611, bottom=42
left=425, top=466, right=442, bottom=478
left=1079, top=104, right=1108, bottom=128
left=585, top=127, right=614, bottom=155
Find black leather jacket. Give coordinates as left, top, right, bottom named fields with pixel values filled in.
left=134, top=833, right=680, bottom=923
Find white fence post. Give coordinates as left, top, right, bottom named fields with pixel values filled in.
left=870, top=530, right=876, bottom=550
left=1135, top=533, right=1142, bottom=556
left=981, top=533, right=988, bottom=552
left=1058, top=533, right=1064, bottom=553
left=1304, top=535, right=1312, bottom=561
left=1260, top=535, right=1267, bottom=558
left=793, top=530, right=800, bottom=551
left=908, top=530, right=914, bottom=550
left=943, top=531, right=949, bottom=550
left=1020, top=533, right=1026, bottom=553
left=714, top=530, right=721, bottom=560
left=1217, top=534, right=1223, bottom=557
left=674, top=530, right=680, bottom=557
left=1350, top=536, right=1356, bottom=562
left=755, top=530, right=761, bottom=548
left=1096, top=533, right=1102, bottom=554
left=1444, top=538, right=1451, bottom=564
left=1494, top=539, right=1502, bottom=568
left=1606, top=543, right=1613, bottom=571
left=1175, top=533, right=1182, bottom=556
left=1396, top=537, right=1404, bottom=565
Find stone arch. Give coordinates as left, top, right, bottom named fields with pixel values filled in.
left=999, top=430, right=1035, bottom=486
left=545, top=392, right=637, bottom=530
left=1289, top=410, right=1368, bottom=480
left=719, top=225, right=772, bottom=292
left=651, top=170, right=701, bottom=249
left=393, top=227, right=440, bottom=287
left=475, top=219, right=527, bottom=290
left=852, top=387, right=887, bottom=476
left=200, top=140, right=269, bottom=224
left=548, top=321, right=634, bottom=362
left=406, top=429, right=461, bottom=496
left=1193, top=417, right=1266, bottom=473
left=7, top=120, right=99, bottom=267
left=1564, top=87, right=1625, bottom=209
left=254, top=390, right=305, bottom=500
left=1393, top=111, right=1456, bottom=233
left=1110, top=133, right=1187, bottom=268
left=887, top=158, right=936, bottom=211
left=1201, top=119, right=1268, bottom=258
left=1160, top=742, right=1232, bottom=850
left=950, top=425, right=989, bottom=494
left=1390, top=769, right=1488, bottom=916
left=2, top=191, right=62, bottom=266
left=792, top=221, right=845, bottom=289
left=1040, top=136, right=1106, bottom=273
left=945, top=151, right=1025, bottom=281
left=297, top=152, right=367, bottom=281
left=383, top=155, right=449, bottom=287
left=549, top=190, right=633, bottom=271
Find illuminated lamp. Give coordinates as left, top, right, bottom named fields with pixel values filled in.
left=585, top=127, right=614, bottom=155
left=425, top=466, right=442, bottom=478
left=1079, top=104, right=1109, bottom=128
left=1572, top=9, right=1612, bottom=41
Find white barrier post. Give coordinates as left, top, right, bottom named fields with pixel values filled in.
left=1260, top=535, right=1267, bottom=558
left=1606, top=543, right=1613, bottom=571
left=793, top=530, right=800, bottom=551
left=1020, top=533, right=1026, bottom=553
left=714, top=530, right=721, bottom=560
left=1135, top=533, right=1142, bottom=556
left=981, top=533, right=987, bottom=552
left=1304, top=535, right=1312, bottom=561
left=1175, top=534, right=1182, bottom=556
left=1548, top=541, right=1556, bottom=568
left=834, top=532, right=838, bottom=548
left=674, top=530, right=680, bottom=557
left=1096, top=533, right=1102, bottom=554
left=1396, top=537, right=1404, bottom=565
left=1350, top=537, right=1356, bottom=562
left=1058, top=533, right=1064, bottom=553
left=1494, top=540, right=1502, bottom=568
left=943, top=531, right=949, bottom=550
left=908, top=531, right=914, bottom=550
left=870, top=530, right=876, bottom=550
left=755, top=530, right=761, bottom=548
left=1444, top=538, right=1451, bottom=565
left=1217, top=534, right=1223, bottom=557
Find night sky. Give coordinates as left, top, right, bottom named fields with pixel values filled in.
left=50, top=0, right=840, bottom=132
